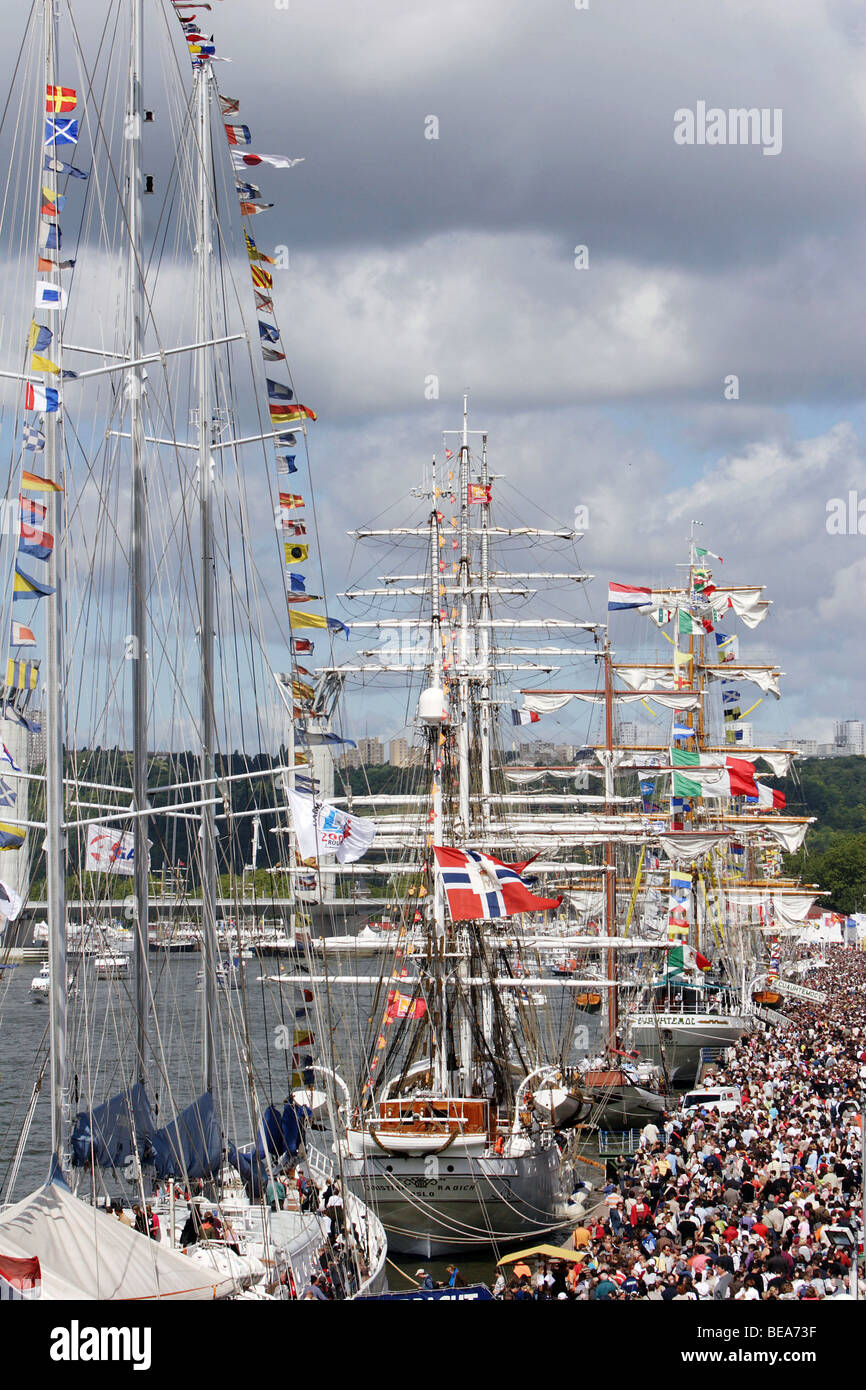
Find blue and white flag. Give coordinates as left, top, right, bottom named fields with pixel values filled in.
left=672, top=721, right=693, bottom=739
left=276, top=454, right=297, bottom=474
left=266, top=378, right=293, bottom=403
left=38, top=222, right=61, bottom=251
left=35, top=282, right=67, bottom=310
left=44, top=118, right=79, bottom=146
left=287, top=789, right=376, bottom=864
left=22, top=425, right=45, bottom=453
left=0, top=744, right=22, bottom=773
left=44, top=155, right=87, bottom=179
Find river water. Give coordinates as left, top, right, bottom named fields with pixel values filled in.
left=0, top=945, right=605, bottom=1285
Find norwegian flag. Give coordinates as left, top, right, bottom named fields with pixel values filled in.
left=433, top=846, right=562, bottom=921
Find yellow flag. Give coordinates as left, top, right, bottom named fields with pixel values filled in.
left=31, top=353, right=60, bottom=375
left=289, top=612, right=327, bottom=630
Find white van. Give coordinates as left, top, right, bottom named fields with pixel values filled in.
left=680, top=1086, right=742, bottom=1116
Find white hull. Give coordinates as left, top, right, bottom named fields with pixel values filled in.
left=630, top=1013, right=750, bottom=1083
left=342, top=1138, right=564, bottom=1258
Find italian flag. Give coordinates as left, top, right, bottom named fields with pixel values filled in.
left=671, top=747, right=759, bottom=800
left=668, top=943, right=711, bottom=972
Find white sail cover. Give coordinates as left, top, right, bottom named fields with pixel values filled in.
left=758, top=821, right=810, bottom=853
left=710, top=588, right=771, bottom=628
left=615, top=667, right=676, bottom=692
left=0, top=1179, right=236, bottom=1299
left=704, top=666, right=782, bottom=699
left=523, top=691, right=700, bottom=714
left=658, top=831, right=731, bottom=862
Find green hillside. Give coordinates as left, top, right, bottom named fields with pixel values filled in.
left=778, top=756, right=866, bottom=913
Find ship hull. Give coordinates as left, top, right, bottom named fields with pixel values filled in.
left=629, top=1014, right=750, bottom=1084
left=584, top=1083, right=668, bottom=1128
left=342, top=1142, right=563, bottom=1258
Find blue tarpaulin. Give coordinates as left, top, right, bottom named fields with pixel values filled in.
left=151, top=1092, right=222, bottom=1180
left=71, top=1083, right=157, bottom=1169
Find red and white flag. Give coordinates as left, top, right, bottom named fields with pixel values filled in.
left=0, top=1254, right=41, bottom=1300
left=433, top=846, right=562, bottom=921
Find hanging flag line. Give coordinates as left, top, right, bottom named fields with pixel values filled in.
left=170, top=0, right=351, bottom=1077
left=170, top=0, right=350, bottom=765
left=3, top=82, right=86, bottom=845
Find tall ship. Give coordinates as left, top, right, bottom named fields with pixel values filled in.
left=0, top=0, right=385, bottom=1298
left=275, top=409, right=822, bottom=1259
left=279, top=402, right=607, bottom=1257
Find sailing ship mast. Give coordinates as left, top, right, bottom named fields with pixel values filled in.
left=194, top=57, right=219, bottom=1098
left=127, top=0, right=149, bottom=1088
left=42, top=0, right=69, bottom=1174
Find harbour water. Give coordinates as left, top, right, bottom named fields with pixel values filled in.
left=0, top=947, right=604, bottom=1204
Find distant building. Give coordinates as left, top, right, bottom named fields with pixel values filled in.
left=357, top=737, right=385, bottom=766
left=835, top=720, right=865, bottom=756
left=389, top=737, right=422, bottom=767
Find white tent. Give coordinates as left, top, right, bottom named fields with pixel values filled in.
left=0, top=1178, right=237, bottom=1300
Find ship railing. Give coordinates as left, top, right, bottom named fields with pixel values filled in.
left=598, top=1129, right=642, bottom=1157
left=306, top=1142, right=335, bottom=1182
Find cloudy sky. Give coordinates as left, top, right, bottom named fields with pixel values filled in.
left=5, top=0, right=866, bottom=749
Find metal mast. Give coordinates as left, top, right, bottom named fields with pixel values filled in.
left=603, top=637, right=618, bottom=1052
left=456, top=393, right=471, bottom=835
left=427, top=463, right=448, bottom=1094
left=127, top=0, right=149, bottom=1085
left=43, top=0, right=69, bottom=1172
left=194, top=59, right=218, bottom=1095
left=478, top=433, right=491, bottom=832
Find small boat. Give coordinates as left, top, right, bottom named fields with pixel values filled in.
left=752, top=989, right=782, bottom=1006
left=574, top=991, right=603, bottom=1014
left=93, top=953, right=130, bottom=979
left=29, top=963, right=50, bottom=1001
left=579, top=1065, right=668, bottom=1129
left=30, top=963, right=76, bottom=1001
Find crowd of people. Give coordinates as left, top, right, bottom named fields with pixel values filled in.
left=495, top=946, right=865, bottom=1301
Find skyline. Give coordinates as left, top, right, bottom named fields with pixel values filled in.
left=0, top=0, right=863, bottom=746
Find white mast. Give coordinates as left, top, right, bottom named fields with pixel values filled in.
left=194, top=58, right=218, bottom=1096
left=478, top=433, right=491, bottom=833
left=425, top=461, right=448, bottom=1094
left=43, top=0, right=69, bottom=1172
left=127, top=0, right=149, bottom=1085
left=456, top=392, right=471, bottom=835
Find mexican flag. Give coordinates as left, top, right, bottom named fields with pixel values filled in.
left=668, top=943, right=711, bottom=972
left=678, top=609, right=713, bottom=637
left=671, top=747, right=759, bottom=800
